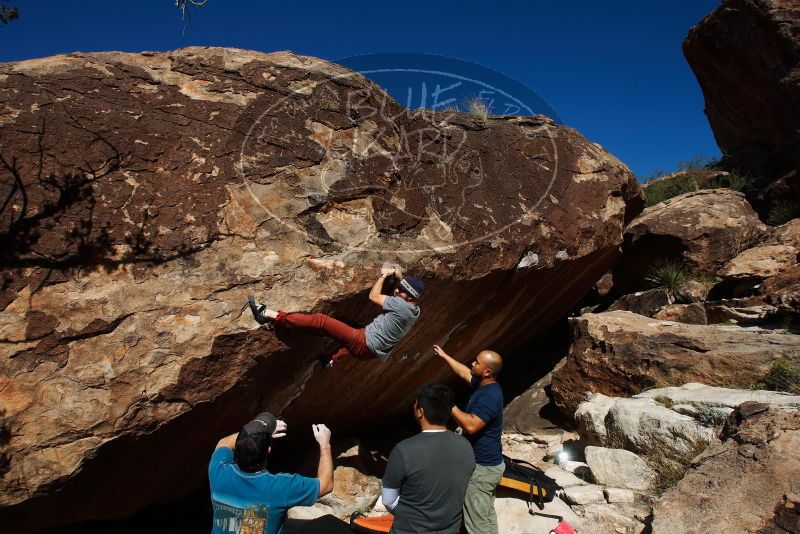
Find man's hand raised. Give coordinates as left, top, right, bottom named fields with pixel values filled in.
left=272, top=419, right=287, bottom=439
left=433, top=345, right=449, bottom=359
left=312, top=424, right=331, bottom=448
left=433, top=344, right=472, bottom=383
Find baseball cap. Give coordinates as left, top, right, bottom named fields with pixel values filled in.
left=234, top=412, right=277, bottom=472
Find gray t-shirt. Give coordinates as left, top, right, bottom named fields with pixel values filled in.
left=382, top=431, right=475, bottom=534
left=364, top=296, right=420, bottom=360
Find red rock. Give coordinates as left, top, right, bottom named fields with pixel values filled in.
left=0, top=48, right=641, bottom=530
left=551, top=311, right=799, bottom=416
left=653, top=303, right=708, bottom=325
left=613, top=189, right=766, bottom=294
left=683, top=0, right=800, bottom=208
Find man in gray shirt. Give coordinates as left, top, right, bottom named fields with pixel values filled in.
left=381, top=382, right=476, bottom=534
left=248, top=263, right=422, bottom=367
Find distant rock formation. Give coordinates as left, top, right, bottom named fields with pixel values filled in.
left=612, top=189, right=767, bottom=294
left=0, top=47, right=641, bottom=530
left=683, top=0, right=800, bottom=210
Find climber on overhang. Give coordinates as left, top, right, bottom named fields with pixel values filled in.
left=247, top=263, right=423, bottom=368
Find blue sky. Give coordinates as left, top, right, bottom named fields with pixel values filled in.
left=1, top=1, right=721, bottom=179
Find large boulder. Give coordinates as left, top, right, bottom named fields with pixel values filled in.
left=288, top=443, right=380, bottom=520
left=575, top=394, right=716, bottom=457
left=551, top=311, right=800, bottom=416
left=636, top=383, right=800, bottom=416
left=683, top=0, right=800, bottom=209
left=761, top=263, right=800, bottom=313
left=612, top=189, right=767, bottom=294
left=583, top=446, right=656, bottom=492
left=719, top=244, right=798, bottom=280
left=0, top=48, right=642, bottom=530
left=711, top=243, right=799, bottom=299
left=650, top=404, right=800, bottom=533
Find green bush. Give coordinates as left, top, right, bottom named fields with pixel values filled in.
left=696, top=405, right=729, bottom=428
left=641, top=154, right=753, bottom=208
left=643, top=172, right=701, bottom=207
left=647, top=439, right=709, bottom=495
left=645, top=259, right=690, bottom=292
left=705, top=172, right=748, bottom=191
left=766, top=201, right=800, bottom=226
left=757, top=356, right=800, bottom=394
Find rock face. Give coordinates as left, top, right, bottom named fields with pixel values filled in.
left=637, top=383, right=800, bottom=414
left=612, top=189, right=767, bottom=294
left=0, top=48, right=642, bottom=530
left=650, top=404, right=800, bottom=533
left=583, top=446, right=656, bottom=492
left=575, top=393, right=716, bottom=457
left=719, top=244, right=799, bottom=280
left=288, top=442, right=381, bottom=521
left=503, top=359, right=566, bottom=435
left=608, top=288, right=672, bottom=316
left=652, top=303, right=708, bottom=324
left=684, top=0, right=800, bottom=207
left=551, top=311, right=799, bottom=416
left=762, top=263, right=800, bottom=313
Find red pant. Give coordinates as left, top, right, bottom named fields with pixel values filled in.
left=275, top=311, right=375, bottom=363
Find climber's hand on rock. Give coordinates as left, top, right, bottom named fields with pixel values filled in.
left=273, top=419, right=287, bottom=439
left=433, top=345, right=449, bottom=359
left=312, top=424, right=331, bottom=447
left=380, top=261, right=396, bottom=277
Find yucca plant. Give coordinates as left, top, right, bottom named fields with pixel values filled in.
left=766, top=201, right=800, bottom=226
left=644, top=259, right=690, bottom=292
left=465, top=97, right=490, bottom=127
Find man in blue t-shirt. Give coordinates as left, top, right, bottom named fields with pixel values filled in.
left=208, top=412, right=334, bottom=534
left=434, top=345, right=504, bottom=534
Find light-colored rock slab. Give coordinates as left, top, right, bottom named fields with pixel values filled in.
left=636, top=383, right=800, bottom=413
left=495, top=494, right=582, bottom=533
left=545, top=466, right=588, bottom=488
left=578, top=394, right=717, bottom=456
left=720, top=244, right=799, bottom=279
left=604, top=488, right=635, bottom=504
left=563, top=485, right=606, bottom=505
left=575, top=393, right=615, bottom=446
left=582, top=503, right=638, bottom=528
left=584, top=446, right=656, bottom=491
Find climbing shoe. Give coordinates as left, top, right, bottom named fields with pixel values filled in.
left=247, top=295, right=269, bottom=325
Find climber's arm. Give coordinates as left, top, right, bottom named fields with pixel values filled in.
left=368, top=274, right=388, bottom=306
left=433, top=345, right=472, bottom=383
